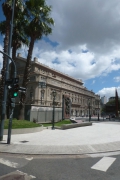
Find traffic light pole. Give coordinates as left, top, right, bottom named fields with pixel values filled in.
left=0, top=51, right=16, bottom=141
left=0, top=0, right=15, bottom=141
left=7, top=107, right=14, bottom=144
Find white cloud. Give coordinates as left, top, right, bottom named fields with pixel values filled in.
left=8, top=0, right=120, bottom=84
left=113, top=76, right=120, bottom=82
left=97, top=87, right=120, bottom=98
left=32, top=44, right=120, bottom=81
left=49, top=0, right=120, bottom=54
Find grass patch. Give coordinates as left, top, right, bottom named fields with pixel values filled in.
left=42, top=119, right=72, bottom=127
left=4, top=119, right=42, bottom=129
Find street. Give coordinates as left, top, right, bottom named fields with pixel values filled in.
left=0, top=153, right=120, bottom=180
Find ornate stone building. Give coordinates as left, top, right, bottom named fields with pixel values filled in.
left=15, top=53, right=100, bottom=117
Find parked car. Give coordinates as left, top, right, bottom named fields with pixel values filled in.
left=111, top=114, right=116, bottom=118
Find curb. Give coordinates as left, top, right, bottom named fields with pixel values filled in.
left=3, top=126, right=43, bottom=135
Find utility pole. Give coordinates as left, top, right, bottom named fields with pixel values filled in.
left=0, top=0, right=15, bottom=141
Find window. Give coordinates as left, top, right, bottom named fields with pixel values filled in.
left=48, top=89, right=49, bottom=96
left=30, top=76, right=35, bottom=81
left=52, top=74, right=56, bottom=77
left=41, top=91, right=44, bottom=99
left=51, top=93, right=52, bottom=100
left=58, top=94, right=60, bottom=100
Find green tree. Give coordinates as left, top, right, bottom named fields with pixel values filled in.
left=0, top=0, right=12, bottom=102
left=101, top=99, right=120, bottom=114
left=18, top=0, right=54, bottom=119
left=0, top=0, right=28, bottom=120
left=0, top=0, right=24, bottom=101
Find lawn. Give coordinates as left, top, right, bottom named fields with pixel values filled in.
left=4, top=119, right=41, bottom=129
left=42, top=119, right=72, bottom=127
left=4, top=119, right=72, bottom=129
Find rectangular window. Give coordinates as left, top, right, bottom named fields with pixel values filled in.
left=30, top=76, right=35, bottom=81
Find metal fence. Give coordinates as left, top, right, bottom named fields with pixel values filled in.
left=30, top=106, right=62, bottom=123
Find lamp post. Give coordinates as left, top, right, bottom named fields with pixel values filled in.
left=39, top=81, right=46, bottom=105
left=88, top=99, right=91, bottom=122
left=52, top=90, right=57, bottom=130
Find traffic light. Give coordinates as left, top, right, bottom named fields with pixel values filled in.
left=6, top=78, right=19, bottom=97
left=13, top=83, right=19, bottom=97
left=10, top=98, right=15, bottom=108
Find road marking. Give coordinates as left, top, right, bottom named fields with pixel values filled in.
left=25, top=157, right=33, bottom=161
left=30, top=175, right=36, bottom=178
left=0, top=158, right=19, bottom=168
left=91, top=157, right=116, bottom=172
left=17, top=170, right=36, bottom=179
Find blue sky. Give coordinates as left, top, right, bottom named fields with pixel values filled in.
left=1, top=0, right=120, bottom=100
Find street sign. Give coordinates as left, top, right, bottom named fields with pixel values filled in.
left=19, top=87, right=26, bottom=93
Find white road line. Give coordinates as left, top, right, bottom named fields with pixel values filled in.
left=0, top=158, right=19, bottom=168
left=17, top=170, right=36, bottom=179
left=30, top=175, right=36, bottom=178
left=25, top=157, right=33, bottom=161
left=91, top=157, right=116, bottom=172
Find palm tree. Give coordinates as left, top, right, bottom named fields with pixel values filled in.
left=18, top=0, right=54, bottom=119
left=0, top=0, right=12, bottom=102
left=0, top=0, right=24, bottom=100
left=0, top=19, right=29, bottom=61
left=0, top=0, right=27, bottom=122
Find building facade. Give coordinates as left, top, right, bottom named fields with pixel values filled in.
left=15, top=53, right=100, bottom=117
left=109, top=97, right=115, bottom=102
left=101, top=96, right=107, bottom=104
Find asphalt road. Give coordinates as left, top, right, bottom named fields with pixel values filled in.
left=0, top=153, right=120, bottom=180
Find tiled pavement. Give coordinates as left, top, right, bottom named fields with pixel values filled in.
left=0, top=121, right=120, bottom=155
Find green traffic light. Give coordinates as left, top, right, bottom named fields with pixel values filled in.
left=13, top=92, right=18, bottom=97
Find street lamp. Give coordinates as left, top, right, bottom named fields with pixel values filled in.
left=52, top=90, right=57, bottom=130
left=88, top=99, right=91, bottom=122
left=41, top=89, right=45, bottom=105
left=39, top=81, right=46, bottom=105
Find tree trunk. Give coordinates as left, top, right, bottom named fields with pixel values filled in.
left=12, top=44, right=17, bottom=61
left=0, top=18, right=10, bottom=99
left=18, top=92, right=26, bottom=120
left=0, top=18, right=10, bottom=120
left=18, top=37, right=35, bottom=120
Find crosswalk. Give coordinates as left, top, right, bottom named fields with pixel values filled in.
left=0, top=157, right=36, bottom=179
left=0, top=155, right=118, bottom=179
left=0, top=170, right=36, bottom=179
left=0, top=158, right=19, bottom=168
left=91, top=157, right=116, bottom=172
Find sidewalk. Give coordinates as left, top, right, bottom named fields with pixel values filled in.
left=0, top=121, right=120, bottom=155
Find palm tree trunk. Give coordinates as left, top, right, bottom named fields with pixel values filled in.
left=12, top=44, right=17, bottom=60
left=0, top=18, right=10, bottom=119
left=0, top=19, right=10, bottom=99
left=18, top=37, right=35, bottom=120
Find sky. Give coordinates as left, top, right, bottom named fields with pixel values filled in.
left=1, top=0, right=120, bottom=100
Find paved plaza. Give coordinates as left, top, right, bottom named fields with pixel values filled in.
left=0, top=120, right=120, bottom=155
